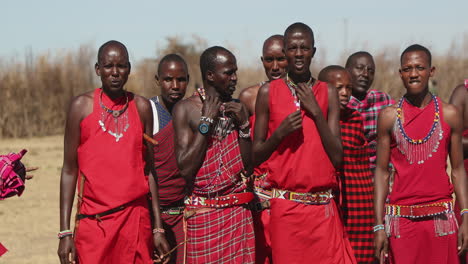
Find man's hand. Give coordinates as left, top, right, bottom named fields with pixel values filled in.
left=57, top=236, right=76, bottom=264
left=153, top=233, right=171, bottom=264
left=201, top=96, right=221, bottom=120
left=458, top=219, right=468, bottom=255
left=25, top=166, right=39, bottom=180
left=224, top=101, right=249, bottom=127
left=295, top=82, right=320, bottom=117
left=276, top=111, right=302, bottom=139
left=374, top=229, right=388, bottom=260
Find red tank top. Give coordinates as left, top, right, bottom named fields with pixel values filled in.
left=266, top=79, right=336, bottom=193
left=77, top=88, right=149, bottom=214
left=389, top=96, right=453, bottom=205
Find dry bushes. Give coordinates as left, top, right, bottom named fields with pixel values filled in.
left=1, top=36, right=467, bottom=138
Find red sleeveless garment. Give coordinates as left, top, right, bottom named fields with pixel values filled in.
left=75, top=88, right=152, bottom=264
left=267, top=79, right=356, bottom=264
left=389, top=97, right=453, bottom=206
left=267, top=79, right=336, bottom=193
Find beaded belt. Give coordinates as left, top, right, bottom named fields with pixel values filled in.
left=184, top=192, right=254, bottom=208
left=272, top=188, right=333, bottom=205
left=161, top=206, right=185, bottom=215
left=385, top=200, right=453, bottom=218
left=254, top=185, right=272, bottom=200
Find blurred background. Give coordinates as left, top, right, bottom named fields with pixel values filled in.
left=0, top=0, right=467, bottom=263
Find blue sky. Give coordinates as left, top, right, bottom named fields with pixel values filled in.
left=2, top=0, right=467, bottom=66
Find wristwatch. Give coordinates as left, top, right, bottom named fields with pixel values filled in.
left=199, top=122, right=210, bottom=135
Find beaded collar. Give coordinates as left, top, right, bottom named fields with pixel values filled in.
left=285, top=73, right=314, bottom=110
left=99, top=89, right=129, bottom=117
left=394, top=93, right=443, bottom=164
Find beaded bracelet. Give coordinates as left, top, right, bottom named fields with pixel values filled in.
left=153, top=228, right=165, bottom=234
left=58, top=229, right=73, bottom=239
left=239, top=120, right=250, bottom=130
left=461, top=209, right=468, bottom=216
left=373, top=224, right=385, bottom=233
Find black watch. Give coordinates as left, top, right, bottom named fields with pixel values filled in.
left=198, top=122, right=210, bottom=135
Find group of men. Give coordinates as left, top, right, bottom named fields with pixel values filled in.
left=58, top=21, right=468, bottom=264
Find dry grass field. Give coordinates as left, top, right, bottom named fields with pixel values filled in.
left=0, top=135, right=64, bottom=263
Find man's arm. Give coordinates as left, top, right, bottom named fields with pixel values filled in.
left=58, top=94, right=90, bottom=264
left=173, top=96, right=220, bottom=182
left=449, top=84, right=468, bottom=158
left=296, top=83, right=343, bottom=168
left=373, top=107, right=395, bottom=260
left=239, top=84, right=260, bottom=116
left=444, top=102, right=468, bottom=254
left=134, top=96, right=170, bottom=262
left=252, top=83, right=302, bottom=167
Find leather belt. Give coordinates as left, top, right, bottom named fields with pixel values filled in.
left=272, top=188, right=333, bottom=205
left=184, top=192, right=254, bottom=208
left=77, top=204, right=126, bottom=221
left=385, top=201, right=453, bottom=218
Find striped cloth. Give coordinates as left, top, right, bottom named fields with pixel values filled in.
left=347, top=90, right=394, bottom=170
left=0, top=150, right=26, bottom=200
left=186, top=129, right=255, bottom=263
left=150, top=97, right=186, bottom=264
left=339, top=108, right=374, bottom=263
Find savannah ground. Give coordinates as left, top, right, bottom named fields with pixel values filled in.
left=0, top=135, right=64, bottom=263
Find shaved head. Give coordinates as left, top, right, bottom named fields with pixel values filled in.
left=284, top=22, right=315, bottom=45
left=157, top=53, right=188, bottom=76
left=345, top=51, right=372, bottom=69
left=262, top=35, right=284, bottom=55
left=199, top=46, right=235, bottom=80
left=97, top=40, right=129, bottom=64
left=318, top=65, right=347, bottom=83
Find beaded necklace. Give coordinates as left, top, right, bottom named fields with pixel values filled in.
left=285, top=73, right=314, bottom=110
left=98, top=89, right=130, bottom=142
left=394, top=94, right=443, bottom=164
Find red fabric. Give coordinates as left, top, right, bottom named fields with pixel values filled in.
left=339, top=108, right=374, bottom=263
left=153, top=121, right=186, bottom=207
left=75, top=88, right=152, bottom=263
left=186, top=127, right=255, bottom=263
left=186, top=206, right=255, bottom=264
left=75, top=196, right=153, bottom=264
left=388, top=216, right=459, bottom=264
left=193, top=131, right=246, bottom=196
left=0, top=242, right=7, bottom=257
left=389, top=97, right=453, bottom=205
left=0, top=149, right=27, bottom=200
left=161, top=213, right=184, bottom=264
left=266, top=79, right=336, bottom=193
left=270, top=198, right=356, bottom=264
left=252, top=210, right=272, bottom=264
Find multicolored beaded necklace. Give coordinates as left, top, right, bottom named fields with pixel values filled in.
left=196, top=87, right=234, bottom=141
left=98, top=89, right=130, bottom=142
left=285, top=73, right=314, bottom=110
left=394, top=93, right=443, bottom=164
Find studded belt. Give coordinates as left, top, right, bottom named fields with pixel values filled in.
left=184, top=192, right=254, bottom=208
left=385, top=200, right=453, bottom=218
left=272, top=188, right=333, bottom=205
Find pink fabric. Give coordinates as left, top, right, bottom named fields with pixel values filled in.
left=0, top=149, right=27, bottom=200
left=0, top=242, right=7, bottom=257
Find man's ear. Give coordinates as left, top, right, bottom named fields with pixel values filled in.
left=429, top=66, right=436, bottom=78
left=128, top=62, right=131, bottom=74
left=187, top=74, right=190, bottom=83
left=261, top=56, right=264, bottom=63
left=206, top=70, right=214, bottom=82
left=95, top=62, right=100, bottom=76
left=311, top=47, right=317, bottom=58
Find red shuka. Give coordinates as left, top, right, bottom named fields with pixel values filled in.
left=266, top=79, right=356, bottom=264
left=75, top=88, right=152, bottom=264
left=266, top=79, right=336, bottom=193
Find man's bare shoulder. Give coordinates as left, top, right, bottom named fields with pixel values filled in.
left=441, top=100, right=461, bottom=126
left=379, top=105, right=398, bottom=122
left=69, top=90, right=94, bottom=110
left=133, top=94, right=151, bottom=111
left=257, top=82, right=271, bottom=97
left=239, top=84, right=262, bottom=102
left=173, top=95, right=201, bottom=118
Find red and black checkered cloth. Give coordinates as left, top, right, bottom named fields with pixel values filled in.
left=339, top=108, right=375, bottom=263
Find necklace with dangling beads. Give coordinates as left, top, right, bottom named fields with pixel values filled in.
left=98, top=89, right=130, bottom=142
left=394, top=93, right=443, bottom=165
left=285, top=73, right=314, bottom=111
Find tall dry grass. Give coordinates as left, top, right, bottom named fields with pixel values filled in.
left=1, top=36, right=467, bottom=138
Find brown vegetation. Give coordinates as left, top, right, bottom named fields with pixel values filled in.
left=1, top=36, right=467, bottom=138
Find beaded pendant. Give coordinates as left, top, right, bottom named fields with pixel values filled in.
left=393, top=94, right=442, bottom=164
left=98, top=90, right=130, bottom=142
left=285, top=73, right=313, bottom=111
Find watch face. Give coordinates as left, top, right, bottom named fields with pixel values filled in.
left=199, top=122, right=210, bottom=135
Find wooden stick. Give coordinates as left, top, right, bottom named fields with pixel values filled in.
left=143, top=133, right=158, bottom=145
